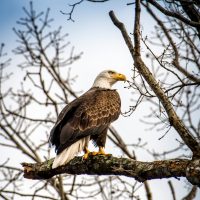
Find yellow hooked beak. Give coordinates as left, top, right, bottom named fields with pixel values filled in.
left=113, top=73, right=126, bottom=81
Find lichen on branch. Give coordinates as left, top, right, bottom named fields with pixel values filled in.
left=22, top=155, right=190, bottom=182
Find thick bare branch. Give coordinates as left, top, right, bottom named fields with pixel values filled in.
left=109, top=5, right=200, bottom=158
left=22, top=156, right=191, bottom=181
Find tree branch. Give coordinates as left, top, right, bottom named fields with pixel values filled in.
left=109, top=6, right=200, bottom=158
left=22, top=155, right=191, bottom=181
left=147, top=0, right=200, bottom=28
left=182, top=186, right=197, bottom=200
left=143, top=2, right=200, bottom=83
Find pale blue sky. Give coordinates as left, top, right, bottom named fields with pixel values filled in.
left=0, top=1, right=199, bottom=199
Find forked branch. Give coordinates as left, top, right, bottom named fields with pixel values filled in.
left=109, top=1, right=200, bottom=158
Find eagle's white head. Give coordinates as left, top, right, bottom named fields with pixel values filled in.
left=92, top=70, right=126, bottom=89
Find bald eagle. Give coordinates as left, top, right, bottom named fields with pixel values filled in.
left=50, top=70, right=126, bottom=168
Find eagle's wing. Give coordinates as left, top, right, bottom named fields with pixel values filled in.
left=49, top=88, right=120, bottom=154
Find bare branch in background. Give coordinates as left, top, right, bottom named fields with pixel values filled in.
left=109, top=7, right=200, bottom=157
left=182, top=186, right=197, bottom=200
left=60, top=0, right=110, bottom=21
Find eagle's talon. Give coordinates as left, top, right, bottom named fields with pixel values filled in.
left=83, top=147, right=90, bottom=160
left=104, top=153, right=112, bottom=157
left=91, top=151, right=112, bottom=156
left=91, top=151, right=98, bottom=156
left=82, top=153, right=89, bottom=160
left=91, top=147, right=112, bottom=157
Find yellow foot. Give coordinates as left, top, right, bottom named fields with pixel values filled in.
left=91, top=147, right=112, bottom=157
left=83, top=147, right=90, bottom=160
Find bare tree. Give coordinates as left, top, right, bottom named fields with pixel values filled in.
left=0, top=2, right=80, bottom=200
left=1, top=0, right=200, bottom=200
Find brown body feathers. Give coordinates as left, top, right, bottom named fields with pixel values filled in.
left=49, top=87, right=121, bottom=154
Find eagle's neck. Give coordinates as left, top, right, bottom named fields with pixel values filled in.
left=92, top=77, right=113, bottom=89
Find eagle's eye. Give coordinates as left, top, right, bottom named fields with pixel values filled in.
left=108, top=70, right=115, bottom=75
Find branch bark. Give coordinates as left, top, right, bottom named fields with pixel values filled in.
left=21, top=155, right=188, bottom=179
left=21, top=156, right=200, bottom=187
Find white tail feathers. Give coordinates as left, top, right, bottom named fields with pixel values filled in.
left=52, top=136, right=90, bottom=169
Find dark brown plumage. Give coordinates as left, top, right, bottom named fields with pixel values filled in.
left=50, top=88, right=121, bottom=154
